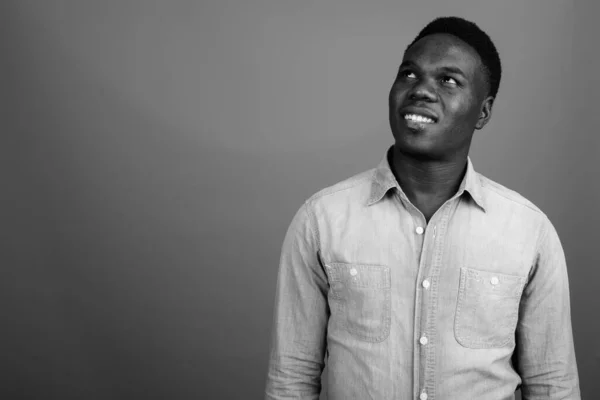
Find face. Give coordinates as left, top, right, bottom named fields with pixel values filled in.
left=388, top=33, right=494, bottom=160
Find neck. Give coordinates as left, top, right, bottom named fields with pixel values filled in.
left=390, top=145, right=468, bottom=210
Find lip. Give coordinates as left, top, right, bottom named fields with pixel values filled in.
left=399, top=106, right=439, bottom=123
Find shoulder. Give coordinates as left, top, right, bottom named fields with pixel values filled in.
left=298, top=168, right=377, bottom=219
left=476, top=171, right=558, bottom=238
left=478, top=172, right=546, bottom=216
left=308, top=169, right=374, bottom=201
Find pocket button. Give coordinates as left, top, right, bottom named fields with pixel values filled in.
left=490, top=276, right=499, bottom=285
left=350, top=268, right=358, bottom=276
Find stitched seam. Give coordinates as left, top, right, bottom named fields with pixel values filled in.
left=344, top=288, right=391, bottom=343
left=424, top=201, right=455, bottom=399
left=328, top=263, right=392, bottom=343
left=455, top=268, right=526, bottom=348
left=527, top=215, right=550, bottom=283
left=305, top=170, right=375, bottom=203
left=303, top=200, right=321, bottom=254
left=479, top=175, right=545, bottom=215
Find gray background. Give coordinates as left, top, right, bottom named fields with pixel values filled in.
left=2, top=0, right=598, bottom=399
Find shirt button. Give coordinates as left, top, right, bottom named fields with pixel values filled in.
left=422, top=279, right=430, bottom=289
left=420, top=392, right=428, bottom=400
left=416, top=226, right=424, bottom=235
left=350, top=268, right=358, bottom=276
left=419, top=336, right=428, bottom=345
left=491, top=276, right=499, bottom=285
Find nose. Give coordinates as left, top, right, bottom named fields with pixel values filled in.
left=409, top=80, right=437, bottom=102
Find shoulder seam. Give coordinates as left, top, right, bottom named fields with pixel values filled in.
left=478, top=173, right=545, bottom=215
left=305, top=169, right=376, bottom=204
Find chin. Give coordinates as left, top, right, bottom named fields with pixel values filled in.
left=392, top=134, right=443, bottom=160
left=393, top=121, right=434, bottom=141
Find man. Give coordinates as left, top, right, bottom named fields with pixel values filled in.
left=265, top=16, right=580, bottom=400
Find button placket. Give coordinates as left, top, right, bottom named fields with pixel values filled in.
left=414, top=218, right=432, bottom=400
left=419, top=203, right=455, bottom=400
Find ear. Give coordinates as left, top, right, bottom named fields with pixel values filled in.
left=475, top=96, right=494, bottom=130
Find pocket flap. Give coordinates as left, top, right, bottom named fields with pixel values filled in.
left=325, top=263, right=390, bottom=289
left=461, top=267, right=526, bottom=298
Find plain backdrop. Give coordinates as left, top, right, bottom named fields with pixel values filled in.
left=2, top=1, right=599, bottom=399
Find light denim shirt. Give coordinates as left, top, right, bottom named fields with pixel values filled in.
left=265, top=147, right=580, bottom=400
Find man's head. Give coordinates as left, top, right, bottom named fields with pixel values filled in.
left=389, top=16, right=502, bottom=160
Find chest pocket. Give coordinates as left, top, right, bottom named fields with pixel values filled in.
left=325, top=262, right=391, bottom=343
left=454, top=267, right=527, bottom=349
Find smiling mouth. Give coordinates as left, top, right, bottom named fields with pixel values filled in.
left=403, top=113, right=436, bottom=124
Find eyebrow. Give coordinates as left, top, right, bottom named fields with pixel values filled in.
left=399, top=61, right=467, bottom=78
left=439, top=66, right=467, bottom=78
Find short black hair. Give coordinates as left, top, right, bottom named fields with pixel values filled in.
left=405, top=16, right=502, bottom=99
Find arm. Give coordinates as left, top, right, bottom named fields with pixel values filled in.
left=514, top=217, right=580, bottom=399
left=265, top=201, right=329, bottom=399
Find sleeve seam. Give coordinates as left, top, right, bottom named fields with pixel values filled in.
left=303, top=199, right=322, bottom=255
left=528, top=215, right=550, bottom=283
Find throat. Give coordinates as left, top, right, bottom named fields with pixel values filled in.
left=390, top=146, right=467, bottom=221
left=409, top=193, right=449, bottom=222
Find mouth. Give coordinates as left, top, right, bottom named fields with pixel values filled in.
left=402, top=113, right=437, bottom=124
left=401, top=113, right=437, bottom=132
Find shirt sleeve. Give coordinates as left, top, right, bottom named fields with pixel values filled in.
left=265, top=201, right=329, bottom=399
left=514, top=216, right=581, bottom=399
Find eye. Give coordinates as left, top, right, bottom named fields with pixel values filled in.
left=441, top=76, right=458, bottom=85
left=401, top=70, right=417, bottom=79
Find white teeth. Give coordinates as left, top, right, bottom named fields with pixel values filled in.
left=404, top=113, right=435, bottom=123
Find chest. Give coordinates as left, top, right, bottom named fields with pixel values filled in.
left=318, top=199, right=536, bottom=279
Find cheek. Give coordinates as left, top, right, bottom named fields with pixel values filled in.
left=446, top=97, right=480, bottom=123
left=388, top=84, right=405, bottom=106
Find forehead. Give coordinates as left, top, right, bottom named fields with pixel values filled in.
left=403, top=33, right=483, bottom=77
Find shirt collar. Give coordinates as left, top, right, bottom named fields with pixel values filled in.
left=367, top=146, right=486, bottom=212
